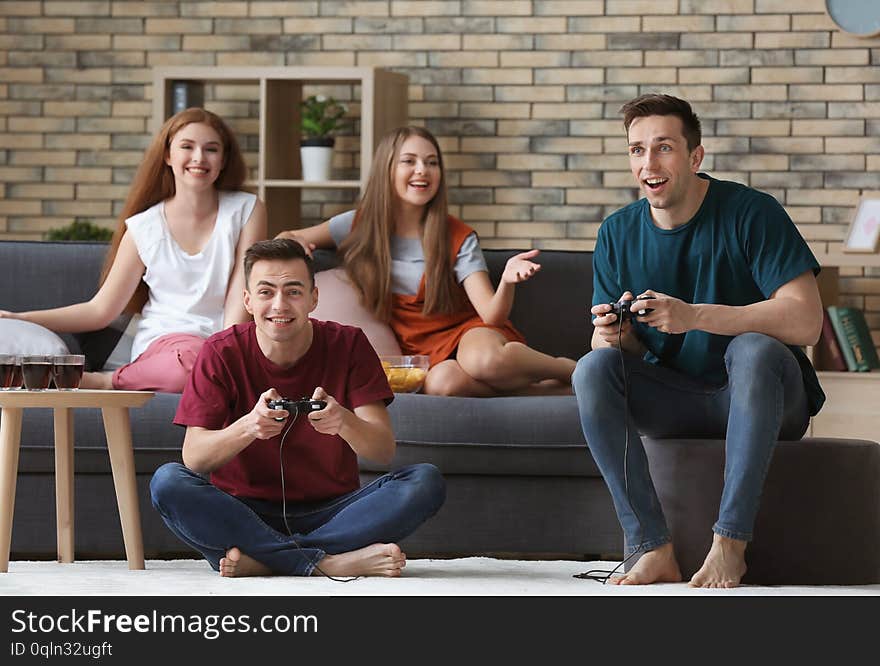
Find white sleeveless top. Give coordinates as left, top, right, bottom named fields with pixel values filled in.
left=125, top=190, right=257, bottom=361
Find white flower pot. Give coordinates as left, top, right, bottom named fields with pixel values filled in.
left=300, top=140, right=334, bottom=182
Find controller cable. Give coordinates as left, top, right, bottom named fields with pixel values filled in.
left=277, top=407, right=360, bottom=583
left=574, top=305, right=647, bottom=584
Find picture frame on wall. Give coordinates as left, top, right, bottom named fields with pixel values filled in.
left=843, top=198, right=880, bottom=254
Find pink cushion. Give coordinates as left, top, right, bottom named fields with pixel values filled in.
left=312, top=268, right=402, bottom=356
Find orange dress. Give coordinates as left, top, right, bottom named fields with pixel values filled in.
left=389, top=216, right=525, bottom=367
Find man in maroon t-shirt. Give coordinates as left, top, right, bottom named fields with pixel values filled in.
left=150, top=239, right=445, bottom=578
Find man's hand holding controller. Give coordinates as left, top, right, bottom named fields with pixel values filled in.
left=632, top=290, right=696, bottom=335
left=591, top=291, right=653, bottom=354
left=264, top=387, right=352, bottom=436
left=240, top=389, right=291, bottom=441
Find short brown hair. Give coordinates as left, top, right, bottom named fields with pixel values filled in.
left=620, top=94, right=702, bottom=151
left=244, top=239, right=315, bottom=288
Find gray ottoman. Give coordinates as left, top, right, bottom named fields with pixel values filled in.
left=638, top=437, right=880, bottom=585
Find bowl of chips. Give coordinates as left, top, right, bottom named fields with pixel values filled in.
left=380, top=355, right=430, bottom=393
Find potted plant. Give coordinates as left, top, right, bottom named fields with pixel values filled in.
left=45, top=218, right=113, bottom=242
left=300, top=94, right=347, bottom=182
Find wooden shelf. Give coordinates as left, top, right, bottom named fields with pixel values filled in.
left=810, top=371, right=880, bottom=441
left=152, top=66, right=409, bottom=237
left=813, top=251, right=880, bottom=268
left=260, top=180, right=363, bottom=188
left=808, top=246, right=878, bottom=440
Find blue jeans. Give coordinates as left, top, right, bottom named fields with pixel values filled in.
left=572, top=332, right=810, bottom=556
left=150, top=462, right=446, bottom=575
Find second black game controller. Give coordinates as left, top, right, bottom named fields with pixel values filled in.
left=609, top=295, right=655, bottom=322
left=268, top=397, right=327, bottom=421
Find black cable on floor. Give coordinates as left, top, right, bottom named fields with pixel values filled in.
left=575, top=312, right=646, bottom=584
left=278, top=408, right=360, bottom=583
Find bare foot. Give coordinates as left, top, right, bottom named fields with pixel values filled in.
left=557, top=356, right=578, bottom=383
left=608, top=543, right=683, bottom=585
left=689, top=534, right=747, bottom=588
left=219, top=547, right=272, bottom=578
left=80, top=371, right=114, bottom=390
left=315, top=543, right=406, bottom=578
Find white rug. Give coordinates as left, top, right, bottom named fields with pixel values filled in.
left=3, top=558, right=878, bottom=596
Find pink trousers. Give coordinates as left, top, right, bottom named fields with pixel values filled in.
left=112, top=333, right=205, bottom=393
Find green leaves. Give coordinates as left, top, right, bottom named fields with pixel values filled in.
left=300, top=94, right=348, bottom=139
left=45, top=218, right=113, bottom=241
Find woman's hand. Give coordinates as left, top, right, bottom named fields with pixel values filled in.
left=274, top=230, right=316, bottom=258
left=501, top=249, right=541, bottom=285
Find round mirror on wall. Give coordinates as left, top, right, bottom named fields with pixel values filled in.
left=825, top=0, right=880, bottom=37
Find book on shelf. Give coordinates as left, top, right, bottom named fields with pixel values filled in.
left=813, top=309, right=847, bottom=371
left=826, top=306, right=880, bottom=372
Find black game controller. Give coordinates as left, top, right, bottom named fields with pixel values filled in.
left=268, top=397, right=327, bottom=421
left=609, top=295, right=655, bottom=323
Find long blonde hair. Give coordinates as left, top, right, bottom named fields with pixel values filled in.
left=339, top=126, right=463, bottom=321
left=100, top=108, right=247, bottom=313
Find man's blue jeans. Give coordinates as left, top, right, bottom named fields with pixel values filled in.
left=150, top=462, right=446, bottom=575
left=572, top=332, right=810, bottom=556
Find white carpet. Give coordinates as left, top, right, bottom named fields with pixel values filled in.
left=3, top=558, right=878, bottom=596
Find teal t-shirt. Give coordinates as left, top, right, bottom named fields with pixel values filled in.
left=592, top=174, right=825, bottom=415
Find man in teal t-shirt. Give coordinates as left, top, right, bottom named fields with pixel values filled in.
left=572, top=94, right=825, bottom=589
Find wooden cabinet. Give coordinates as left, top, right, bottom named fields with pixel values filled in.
left=808, top=252, right=880, bottom=441
left=152, top=66, right=409, bottom=237
left=810, top=372, right=880, bottom=441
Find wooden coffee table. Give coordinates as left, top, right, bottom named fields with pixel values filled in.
left=0, top=389, right=154, bottom=572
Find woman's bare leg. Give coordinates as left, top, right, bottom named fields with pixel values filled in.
left=456, top=328, right=577, bottom=392
left=423, top=359, right=498, bottom=397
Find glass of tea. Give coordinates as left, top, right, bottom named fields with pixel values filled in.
left=0, top=354, right=22, bottom=390
left=21, top=354, right=54, bottom=391
left=52, top=354, right=85, bottom=390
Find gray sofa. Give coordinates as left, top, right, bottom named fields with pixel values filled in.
left=3, top=240, right=879, bottom=585
left=1, top=240, right=621, bottom=563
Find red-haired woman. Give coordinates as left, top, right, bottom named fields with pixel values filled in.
left=277, top=126, right=575, bottom=396
left=0, top=108, right=267, bottom=392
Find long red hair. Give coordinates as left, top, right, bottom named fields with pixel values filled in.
left=339, top=126, right=463, bottom=321
left=100, top=108, right=247, bottom=312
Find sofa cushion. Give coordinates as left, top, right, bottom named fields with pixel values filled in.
left=483, top=250, right=593, bottom=361
left=0, top=241, right=127, bottom=370
left=73, top=314, right=132, bottom=371
left=0, top=319, right=70, bottom=356
left=311, top=267, right=402, bottom=356
left=361, top=394, right=600, bottom=478
left=18, top=392, right=185, bottom=474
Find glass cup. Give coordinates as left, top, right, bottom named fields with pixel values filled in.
left=21, top=355, right=54, bottom=391
left=52, top=354, right=85, bottom=390
left=0, top=354, right=22, bottom=390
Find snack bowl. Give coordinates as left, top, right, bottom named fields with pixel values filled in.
left=380, top=355, right=430, bottom=393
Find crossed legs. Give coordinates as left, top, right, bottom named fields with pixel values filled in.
left=424, top=327, right=577, bottom=397
left=150, top=462, right=446, bottom=578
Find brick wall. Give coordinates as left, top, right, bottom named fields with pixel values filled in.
left=1, top=0, right=879, bottom=347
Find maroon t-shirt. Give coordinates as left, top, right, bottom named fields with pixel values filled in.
left=174, top=319, right=393, bottom=503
